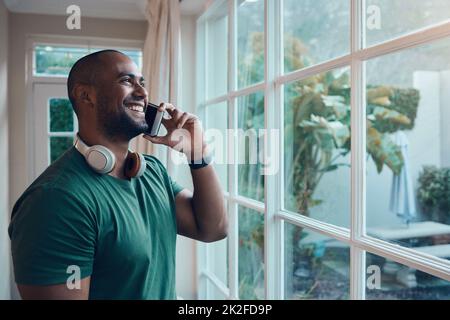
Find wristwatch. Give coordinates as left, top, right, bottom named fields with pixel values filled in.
left=188, top=153, right=214, bottom=170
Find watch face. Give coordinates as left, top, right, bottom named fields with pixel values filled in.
left=145, top=103, right=163, bottom=137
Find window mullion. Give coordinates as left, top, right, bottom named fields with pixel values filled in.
left=264, top=0, right=281, bottom=300
left=228, top=0, right=239, bottom=300
left=350, top=0, right=366, bottom=300
left=278, top=0, right=287, bottom=299
left=195, top=19, right=208, bottom=300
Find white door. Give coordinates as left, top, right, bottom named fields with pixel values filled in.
left=33, top=83, right=78, bottom=178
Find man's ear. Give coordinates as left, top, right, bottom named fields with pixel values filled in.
left=73, top=84, right=96, bottom=107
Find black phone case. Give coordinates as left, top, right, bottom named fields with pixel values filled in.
left=145, top=103, right=163, bottom=137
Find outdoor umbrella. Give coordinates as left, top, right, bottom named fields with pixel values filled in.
left=389, top=131, right=417, bottom=226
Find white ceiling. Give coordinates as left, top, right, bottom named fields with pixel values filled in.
left=3, top=0, right=208, bottom=20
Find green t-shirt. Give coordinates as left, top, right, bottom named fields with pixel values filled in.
left=8, top=146, right=184, bottom=300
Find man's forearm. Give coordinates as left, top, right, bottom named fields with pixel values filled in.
left=190, top=163, right=228, bottom=242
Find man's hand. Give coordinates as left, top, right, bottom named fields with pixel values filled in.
left=143, top=103, right=207, bottom=162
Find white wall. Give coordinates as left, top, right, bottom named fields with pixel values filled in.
left=310, top=154, right=351, bottom=228
left=440, top=70, right=450, bottom=167
left=409, top=72, right=442, bottom=215
left=0, top=0, right=11, bottom=300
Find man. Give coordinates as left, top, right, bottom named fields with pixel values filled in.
left=8, top=50, right=227, bottom=300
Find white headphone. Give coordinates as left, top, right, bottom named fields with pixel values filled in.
left=75, top=134, right=147, bottom=178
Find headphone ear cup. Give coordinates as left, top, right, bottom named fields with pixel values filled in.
left=124, top=152, right=146, bottom=178
left=135, top=153, right=147, bottom=178
left=86, top=145, right=116, bottom=174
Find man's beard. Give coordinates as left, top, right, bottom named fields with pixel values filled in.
left=96, top=95, right=149, bottom=140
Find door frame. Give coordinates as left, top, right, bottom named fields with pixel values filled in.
left=32, top=83, right=76, bottom=178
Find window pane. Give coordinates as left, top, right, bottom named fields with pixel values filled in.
left=35, top=45, right=142, bottom=76
left=237, top=0, right=264, bottom=89
left=283, top=0, right=350, bottom=74
left=49, top=98, right=74, bottom=132
left=205, top=102, right=228, bottom=192
left=207, top=202, right=228, bottom=287
left=285, top=224, right=350, bottom=299
left=238, top=206, right=264, bottom=299
left=365, top=0, right=450, bottom=47
left=284, top=68, right=351, bottom=228
left=237, top=92, right=265, bottom=202
left=366, top=37, right=450, bottom=260
left=207, top=280, right=228, bottom=300
left=366, top=252, right=450, bottom=299
left=208, top=238, right=228, bottom=287
left=92, top=48, right=143, bottom=71
left=115, top=49, right=142, bottom=70
left=206, top=2, right=228, bottom=99
left=50, top=136, right=74, bottom=163
left=35, top=46, right=88, bottom=76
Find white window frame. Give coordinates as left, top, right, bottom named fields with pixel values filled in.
left=198, top=0, right=450, bottom=300
left=26, top=35, right=144, bottom=183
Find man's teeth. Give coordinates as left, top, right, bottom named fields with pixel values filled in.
left=127, top=105, right=144, bottom=112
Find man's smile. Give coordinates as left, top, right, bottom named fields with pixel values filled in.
left=125, top=103, right=145, bottom=115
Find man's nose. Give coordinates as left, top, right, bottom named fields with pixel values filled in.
left=133, top=84, right=148, bottom=101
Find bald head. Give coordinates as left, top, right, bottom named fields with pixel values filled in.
left=67, top=49, right=128, bottom=114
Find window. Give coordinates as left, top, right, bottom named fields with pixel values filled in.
left=48, top=98, right=77, bottom=163
left=364, top=0, right=450, bottom=47
left=206, top=1, right=228, bottom=99
left=285, top=225, right=350, bottom=299
left=205, top=101, right=229, bottom=191
left=365, top=253, right=449, bottom=299
left=198, top=0, right=450, bottom=300
left=284, top=67, right=351, bottom=228
left=236, top=0, right=265, bottom=89
left=237, top=92, right=265, bottom=202
left=365, top=37, right=450, bottom=258
left=34, top=45, right=142, bottom=77
left=283, top=0, right=350, bottom=73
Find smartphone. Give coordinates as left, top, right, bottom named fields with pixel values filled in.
left=145, top=103, right=164, bottom=137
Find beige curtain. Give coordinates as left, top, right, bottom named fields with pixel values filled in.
left=131, top=0, right=181, bottom=166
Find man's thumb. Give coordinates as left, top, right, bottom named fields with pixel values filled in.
left=143, top=134, right=166, bottom=145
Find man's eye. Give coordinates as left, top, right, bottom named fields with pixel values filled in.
left=121, top=78, right=132, bottom=84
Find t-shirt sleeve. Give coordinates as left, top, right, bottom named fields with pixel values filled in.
left=9, top=186, right=97, bottom=286
left=169, top=176, right=184, bottom=197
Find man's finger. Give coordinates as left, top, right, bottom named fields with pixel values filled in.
left=163, top=103, right=175, bottom=112
left=163, top=103, right=181, bottom=117
left=167, top=107, right=183, bottom=124
left=161, top=117, right=171, bottom=126
left=157, top=103, right=167, bottom=113
left=177, top=112, right=190, bottom=129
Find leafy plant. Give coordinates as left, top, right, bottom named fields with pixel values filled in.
left=417, top=166, right=450, bottom=223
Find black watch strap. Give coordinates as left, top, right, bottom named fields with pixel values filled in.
left=188, top=153, right=214, bottom=170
